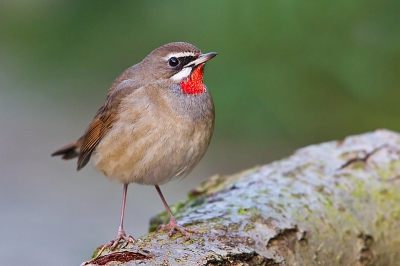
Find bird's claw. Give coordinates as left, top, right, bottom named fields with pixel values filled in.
left=157, top=219, right=198, bottom=239
left=95, top=231, right=134, bottom=258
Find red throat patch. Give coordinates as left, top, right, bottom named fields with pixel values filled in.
left=180, top=65, right=205, bottom=95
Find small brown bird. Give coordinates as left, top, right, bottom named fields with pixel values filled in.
left=52, top=42, right=217, bottom=250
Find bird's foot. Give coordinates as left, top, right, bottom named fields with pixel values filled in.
left=96, top=230, right=134, bottom=258
left=157, top=218, right=198, bottom=239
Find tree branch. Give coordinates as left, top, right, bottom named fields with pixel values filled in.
left=82, top=129, right=400, bottom=265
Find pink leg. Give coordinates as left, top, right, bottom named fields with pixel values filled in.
left=155, top=185, right=198, bottom=239
left=102, top=183, right=134, bottom=251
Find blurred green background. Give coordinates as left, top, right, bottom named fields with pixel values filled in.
left=1, top=1, right=399, bottom=265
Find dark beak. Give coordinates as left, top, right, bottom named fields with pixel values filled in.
left=184, top=52, right=218, bottom=68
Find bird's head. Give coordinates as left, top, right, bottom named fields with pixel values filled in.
left=142, top=42, right=217, bottom=94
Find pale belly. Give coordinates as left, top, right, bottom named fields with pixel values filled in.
left=91, top=115, right=211, bottom=185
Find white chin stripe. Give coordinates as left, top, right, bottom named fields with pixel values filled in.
left=163, top=52, right=196, bottom=60
left=170, top=67, right=191, bottom=81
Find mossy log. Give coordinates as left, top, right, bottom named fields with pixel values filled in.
left=82, top=129, right=400, bottom=266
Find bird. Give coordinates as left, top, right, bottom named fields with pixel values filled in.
left=52, top=42, right=217, bottom=250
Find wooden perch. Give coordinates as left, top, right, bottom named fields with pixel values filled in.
left=82, top=129, right=400, bottom=265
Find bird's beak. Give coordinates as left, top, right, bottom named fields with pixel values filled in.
left=184, top=52, right=218, bottom=68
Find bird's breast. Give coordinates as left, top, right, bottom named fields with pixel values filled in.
left=92, top=87, right=214, bottom=185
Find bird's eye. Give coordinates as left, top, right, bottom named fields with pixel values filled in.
left=168, top=57, right=179, bottom=67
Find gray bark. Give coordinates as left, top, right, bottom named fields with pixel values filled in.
left=82, top=129, right=400, bottom=266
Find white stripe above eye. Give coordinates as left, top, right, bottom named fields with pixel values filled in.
left=163, top=52, right=196, bottom=60
left=170, top=67, right=192, bottom=81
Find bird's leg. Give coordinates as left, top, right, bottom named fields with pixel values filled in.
left=155, top=185, right=198, bottom=239
left=100, top=183, right=134, bottom=253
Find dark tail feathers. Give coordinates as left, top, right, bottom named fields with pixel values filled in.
left=51, top=139, right=81, bottom=160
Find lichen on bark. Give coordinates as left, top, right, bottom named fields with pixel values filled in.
left=83, top=130, right=400, bottom=266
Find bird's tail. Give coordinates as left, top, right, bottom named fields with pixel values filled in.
left=51, top=137, right=82, bottom=160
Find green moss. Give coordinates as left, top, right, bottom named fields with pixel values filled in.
left=351, top=180, right=367, bottom=197
left=324, top=196, right=333, bottom=207
left=237, top=206, right=259, bottom=215
left=169, top=201, right=186, bottom=215
left=243, top=222, right=256, bottom=232
left=189, top=195, right=206, bottom=208
left=91, top=246, right=103, bottom=259
left=237, top=208, right=247, bottom=215
left=376, top=160, right=400, bottom=180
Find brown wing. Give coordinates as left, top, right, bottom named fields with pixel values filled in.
left=77, top=108, right=115, bottom=170
left=76, top=79, right=141, bottom=170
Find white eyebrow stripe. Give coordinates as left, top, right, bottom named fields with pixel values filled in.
left=163, top=52, right=196, bottom=60
left=170, top=67, right=192, bottom=81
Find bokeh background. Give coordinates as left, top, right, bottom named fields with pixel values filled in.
left=1, top=1, right=400, bottom=265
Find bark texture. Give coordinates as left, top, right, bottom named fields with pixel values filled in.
left=82, top=130, right=400, bottom=266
